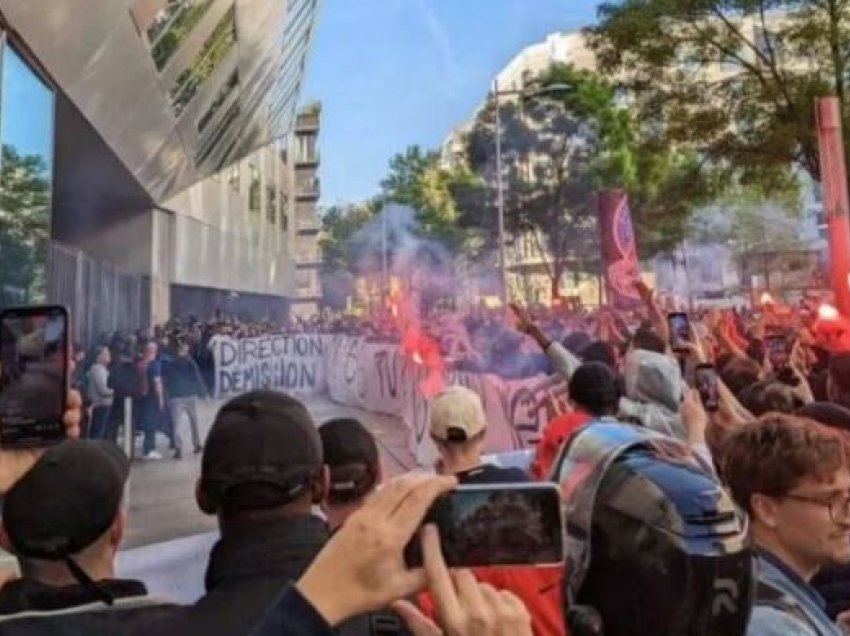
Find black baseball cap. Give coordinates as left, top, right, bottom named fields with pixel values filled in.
left=3, top=440, right=129, bottom=605
left=200, top=390, right=323, bottom=513
left=4, top=440, right=129, bottom=561
left=319, top=418, right=379, bottom=503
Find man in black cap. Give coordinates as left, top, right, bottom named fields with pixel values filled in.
left=148, top=390, right=376, bottom=636
left=0, top=439, right=175, bottom=634
left=319, top=418, right=382, bottom=532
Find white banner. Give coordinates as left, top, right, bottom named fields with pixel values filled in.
left=211, top=334, right=326, bottom=397
left=211, top=334, right=562, bottom=467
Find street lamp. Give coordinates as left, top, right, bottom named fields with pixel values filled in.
left=491, top=80, right=573, bottom=305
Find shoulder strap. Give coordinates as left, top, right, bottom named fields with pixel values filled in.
left=755, top=579, right=825, bottom=636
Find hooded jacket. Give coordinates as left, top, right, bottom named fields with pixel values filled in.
left=618, top=349, right=686, bottom=440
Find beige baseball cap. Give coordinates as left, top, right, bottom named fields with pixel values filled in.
left=429, top=385, right=486, bottom=442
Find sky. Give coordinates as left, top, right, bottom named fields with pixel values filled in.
left=301, top=0, right=599, bottom=206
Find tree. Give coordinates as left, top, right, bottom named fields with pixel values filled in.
left=586, top=0, right=847, bottom=188
left=452, top=95, right=600, bottom=300
left=318, top=202, right=378, bottom=275
left=0, top=145, right=51, bottom=307
left=379, top=145, right=474, bottom=252
left=535, top=63, right=726, bottom=255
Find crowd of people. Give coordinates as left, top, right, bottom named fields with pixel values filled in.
left=9, top=279, right=850, bottom=634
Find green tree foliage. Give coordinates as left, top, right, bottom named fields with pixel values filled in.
left=586, top=0, right=847, bottom=187
left=0, top=145, right=51, bottom=306
left=452, top=95, right=600, bottom=298
left=535, top=63, right=725, bottom=254
left=379, top=145, right=474, bottom=251
left=318, top=202, right=378, bottom=274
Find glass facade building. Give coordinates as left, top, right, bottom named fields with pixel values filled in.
left=0, top=0, right=320, bottom=339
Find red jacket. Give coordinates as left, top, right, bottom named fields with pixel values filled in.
left=530, top=411, right=591, bottom=480
left=419, top=565, right=566, bottom=636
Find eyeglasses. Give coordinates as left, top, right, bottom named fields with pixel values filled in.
left=783, top=492, right=850, bottom=524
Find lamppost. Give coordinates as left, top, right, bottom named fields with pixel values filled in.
left=491, top=80, right=573, bottom=305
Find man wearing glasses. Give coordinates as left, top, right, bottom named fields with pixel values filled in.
left=721, top=414, right=850, bottom=635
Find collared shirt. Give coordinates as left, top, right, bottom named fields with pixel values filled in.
left=757, top=549, right=827, bottom=612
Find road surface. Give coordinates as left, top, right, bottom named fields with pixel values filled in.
left=122, top=394, right=414, bottom=548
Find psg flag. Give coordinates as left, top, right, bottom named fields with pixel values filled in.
left=597, top=189, right=642, bottom=310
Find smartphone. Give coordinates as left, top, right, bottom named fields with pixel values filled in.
left=0, top=306, right=69, bottom=447
left=404, top=483, right=564, bottom=568
left=667, top=312, right=690, bottom=350
left=695, top=363, right=719, bottom=412
left=766, top=335, right=789, bottom=370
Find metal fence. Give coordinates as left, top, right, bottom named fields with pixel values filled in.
left=49, top=242, right=150, bottom=347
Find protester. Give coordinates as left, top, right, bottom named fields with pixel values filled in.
left=430, top=385, right=528, bottom=484
left=108, top=342, right=140, bottom=447
left=530, top=361, right=619, bottom=480
left=552, top=421, right=754, bottom=636
left=249, top=474, right=532, bottom=636
left=318, top=418, right=413, bottom=635
left=146, top=390, right=395, bottom=636
left=163, top=341, right=208, bottom=459
left=137, top=342, right=171, bottom=460
left=319, top=418, right=382, bottom=532
left=426, top=386, right=565, bottom=636
left=0, top=440, right=175, bottom=633
left=86, top=345, right=114, bottom=440
left=721, top=414, right=850, bottom=635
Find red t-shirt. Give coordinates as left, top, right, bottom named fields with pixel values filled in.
left=418, top=565, right=566, bottom=636
left=530, top=411, right=591, bottom=480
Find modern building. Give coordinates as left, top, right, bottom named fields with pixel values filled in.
left=0, top=0, right=320, bottom=342
left=442, top=24, right=828, bottom=305
left=289, top=102, right=322, bottom=318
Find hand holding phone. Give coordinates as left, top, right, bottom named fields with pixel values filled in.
left=0, top=306, right=69, bottom=448
left=694, top=363, right=719, bottom=412
left=667, top=312, right=691, bottom=350
left=766, top=335, right=790, bottom=370
left=404, top=484, right=564, bottom=569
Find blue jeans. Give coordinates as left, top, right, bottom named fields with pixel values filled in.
left=89, top=405, right=112, bottom=440
left=141, top=398, right=170, bottom=453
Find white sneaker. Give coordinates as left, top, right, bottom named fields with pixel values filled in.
left=142, top=450, right=163, bottom=460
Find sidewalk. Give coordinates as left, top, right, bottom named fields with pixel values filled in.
left=123, top=394, right=415, bottom=548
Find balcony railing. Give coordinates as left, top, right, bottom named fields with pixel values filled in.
left=296, top=113, right=320, bottom=132
left=294, top=149, right=320, bottom=166
left=296, top=177, right=320, bottom=199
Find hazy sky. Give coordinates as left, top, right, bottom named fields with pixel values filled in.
left=301, top=0, right=600, bottom=205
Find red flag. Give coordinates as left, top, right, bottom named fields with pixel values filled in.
left=597, top=189, right=642, bottom=309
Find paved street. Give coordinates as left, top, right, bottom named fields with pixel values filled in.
left=122, top=395, right=414, bottom=548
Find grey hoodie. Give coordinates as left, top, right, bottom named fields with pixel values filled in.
left=545, top=341, right=686, bottom=439
left=619, top=349, right=686, bottom=439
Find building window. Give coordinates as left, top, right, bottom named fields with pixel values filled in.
left=0, top=45, right=54, bottom=307
left=170, top=6, right=238, bottom=117
left=143, top=0, right=216, bottom=71
left=227, top=164, right=240, bottom=193
left=281, top=213, right=289, bottom=232
left=266, top=186, right=277, bottom=224
left=249, top=164, right=260, bottom=212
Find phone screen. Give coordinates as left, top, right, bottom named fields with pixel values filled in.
left=667, top=312, right=690, bottom=349
left=695, top=364, right=719, bottom=412
left=405, top=484, right=564, bottom=568
left=0, top=306, right=68, bottom=447
left=766, top=335, right=789, bottom=370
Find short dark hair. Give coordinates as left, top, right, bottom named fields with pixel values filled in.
left=719, top=357, right=762, bottom=398
left=631, top=327, right=666, bottom=354
left=568, top=362, right=620, bottom=417
left=738, top=380, right=797, bottom=417
left=720, top=414, right=850, bottom=515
